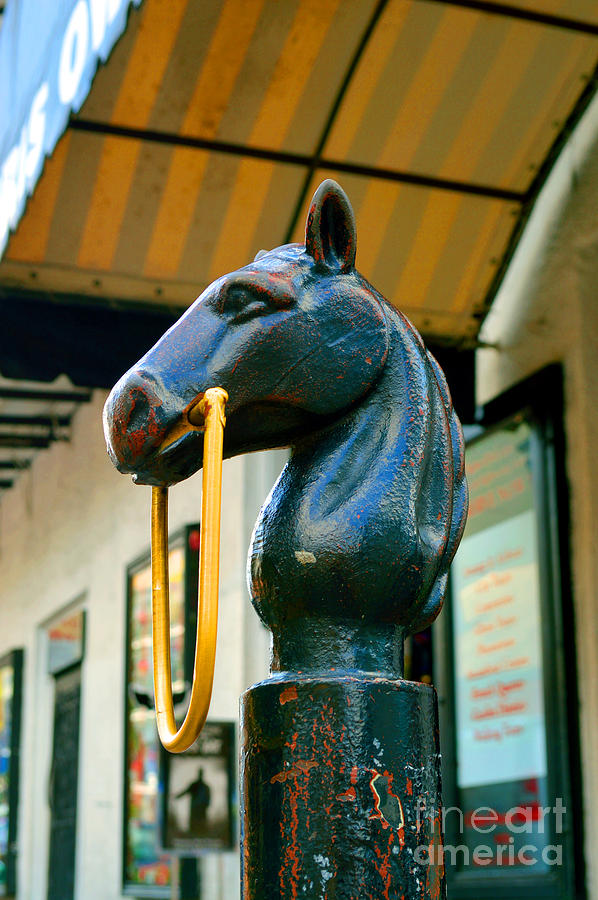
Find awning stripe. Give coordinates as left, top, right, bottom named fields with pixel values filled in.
left=143, top=0, right=267, bottom=278
left=437, top=21, right=543, bottom=181
left=76, top=0, right=190, bottom=270
left=499, top=33, right=597, bottom=187
left=207, top=0, right=346, bottom=278
left=429, top=196, right=510, bottom=313
left=324, top=2, right=414, bottom=160
left=7, top=132, right=72, bottom=263
left=376, top=6, right=482, bottom=171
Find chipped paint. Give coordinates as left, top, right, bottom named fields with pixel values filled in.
left=280, top=686, right=298, bottom=705
left=295, top=550, right=316, bottom=564
left=241, top=677, right=445, bottom=898
left=369, top=771, right=406, bottom=847
left=270, top=759, right=318, bottom=784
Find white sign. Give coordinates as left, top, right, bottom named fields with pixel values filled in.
left=0, top=0, right=142, bottom=258
left=451, top=509, right=547, bottom=788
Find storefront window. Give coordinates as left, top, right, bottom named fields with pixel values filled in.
left=438, top=369, right=581, bottom=900
left=124, top=528, right=198, bottom=895
left=0, top=650, right=23, bottom=898
left=450, top=420, right=551, bottom=870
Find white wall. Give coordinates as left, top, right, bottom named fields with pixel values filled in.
left=0, top=391, right=279, bottom=900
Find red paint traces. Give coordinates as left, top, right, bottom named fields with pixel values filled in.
left=398, top=823, right=405, bottom=849
left=280, top=686, right=298, bottom=705
left=270, top=759, right=317, bottom=784
left=373, top=830, right=394, bottom=899
left=350, top=766, right=359, bottom=785
left=128, top=429, right=147, bottom=455
left=365, top=356, right=372, bottom=364
left=336, top=787, right=356, bottom=802
left=426, top=813, right=444, bottom=899
left=405, top=777, right=413, bottom=796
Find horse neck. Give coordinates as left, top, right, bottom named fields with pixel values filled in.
left=287, top=310, right=412, bottom=522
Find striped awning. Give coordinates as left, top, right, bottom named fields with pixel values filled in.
left=1, top=0, right=597, bottom=345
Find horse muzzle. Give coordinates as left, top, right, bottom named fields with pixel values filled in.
left=103, top=370, right=214, bottom=486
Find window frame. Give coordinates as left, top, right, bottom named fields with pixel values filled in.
left=435, top=365, right=584, bottom=900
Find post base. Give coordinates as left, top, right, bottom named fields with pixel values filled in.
left=240, top=674, right=445, bottom=900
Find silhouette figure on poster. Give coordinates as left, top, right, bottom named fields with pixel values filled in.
left=176, top=767, right=211, bottom=833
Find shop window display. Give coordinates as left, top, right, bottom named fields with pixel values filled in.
left=124, top=528, right=198, bottom=895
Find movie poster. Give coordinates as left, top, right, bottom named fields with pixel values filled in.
left=161, top=721, right=235, bottom=855
left=125, top=543, right=187, bottom=892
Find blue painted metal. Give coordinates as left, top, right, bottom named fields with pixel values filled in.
left=104, top=179, right=468, bottom=899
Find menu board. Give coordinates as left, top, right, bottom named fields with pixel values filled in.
left=452, top=508, right=546, bottom=787
left=124, top=540, right=189, bottom=893
left=450, top=420, right=551, bottom=869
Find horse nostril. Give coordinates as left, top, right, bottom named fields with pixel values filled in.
left=126, top=387, right=154, bottom=433
left=104, top=371, right=169, bottom=471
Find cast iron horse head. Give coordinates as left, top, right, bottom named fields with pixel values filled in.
left=104, top=180, right=467, bottom=667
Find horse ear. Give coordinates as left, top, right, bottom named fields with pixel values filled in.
left=305, top=179, right=356, bottom=271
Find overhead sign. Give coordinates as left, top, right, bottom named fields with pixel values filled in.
left=0, top=0, right=142, bottom=258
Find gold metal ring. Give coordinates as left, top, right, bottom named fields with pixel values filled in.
left=151, top=387, right=228, bottom=753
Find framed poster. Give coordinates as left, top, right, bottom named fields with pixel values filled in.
left=437, top=367, right=582, bottom=899
left=47, top=610, right=85, bottom=675
left=123, top=525, right=200, bottom=897
left=0, top=649, right=23, bottom=898
left=160, top=720, right=235, bottom=855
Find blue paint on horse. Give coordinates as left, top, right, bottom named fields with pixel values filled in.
left=104, top=179, right=467, bottom=641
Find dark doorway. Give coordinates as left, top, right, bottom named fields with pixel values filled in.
left=47, top=664, right=81, bottom=900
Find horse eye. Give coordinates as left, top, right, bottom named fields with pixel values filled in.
left=230, top=300, right=271, bottom=325
left=254, top=249, right=268, bottom=261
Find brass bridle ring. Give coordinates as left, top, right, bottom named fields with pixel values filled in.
left=151, top=387, right=227, bottom=753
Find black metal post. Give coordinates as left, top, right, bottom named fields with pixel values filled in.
left=241, top=621, right=444, bottom=900
left=179, top=857, right=201, bottom=899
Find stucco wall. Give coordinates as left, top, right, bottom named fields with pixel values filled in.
left=478, top=141, right=598, bottom=900
left=0, top=391, right=277, bottom=900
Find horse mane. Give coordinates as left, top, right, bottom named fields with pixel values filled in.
left=249, top=287, right=468, bottom=638
left=395, top=306, right=468, bottom=632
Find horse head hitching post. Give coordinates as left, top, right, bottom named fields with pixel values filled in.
left=104, top=179, right=468, bottom=899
